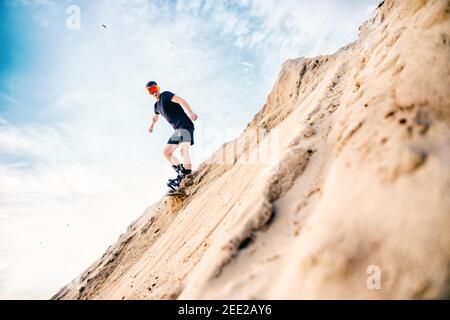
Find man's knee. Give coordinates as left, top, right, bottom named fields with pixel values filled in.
left=163, top=146, right=174, bottom=158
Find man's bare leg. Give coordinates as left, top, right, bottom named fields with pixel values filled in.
left=179, top=142, right=192, bottom=170
left=163, top=144, right=180, bottom=166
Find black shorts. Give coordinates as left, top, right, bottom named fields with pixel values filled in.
left=167, top=127, right=194, bottom=145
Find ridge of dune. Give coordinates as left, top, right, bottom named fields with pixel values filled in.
left=53, top=0, right=450, bottom=300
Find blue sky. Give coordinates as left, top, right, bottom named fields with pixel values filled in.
left=0, top=0, right=377, bottom=299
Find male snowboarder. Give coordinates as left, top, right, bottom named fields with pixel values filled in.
left=146, top=81, right=198, bottom=194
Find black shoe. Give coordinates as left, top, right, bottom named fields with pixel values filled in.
left=167, top=172, right=192, bottom=191
left=167, top=175, right=182, bottom=189
left=168, top=165, right=182, bottom=183
left=167, top=165, right=192, bottom=191
left=167, top=180, right=180, bottom=192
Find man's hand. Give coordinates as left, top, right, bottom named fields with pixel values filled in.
left=189, top=112, right=198, bottom=121
left=149, top=114, right=158, bottom=134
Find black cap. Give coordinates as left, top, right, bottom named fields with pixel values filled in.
left=146, top=81, right=157, bottom=88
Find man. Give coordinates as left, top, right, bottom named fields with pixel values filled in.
left=146, top=81, right=198, bottom=192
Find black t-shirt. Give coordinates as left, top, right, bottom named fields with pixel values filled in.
left=154, top=91, right=194, bottom=129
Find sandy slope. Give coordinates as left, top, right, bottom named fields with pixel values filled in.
left=53, top=0, right=450, bottom=300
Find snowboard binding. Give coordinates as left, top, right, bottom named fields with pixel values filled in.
left=167, top=164, right=191, bottom=193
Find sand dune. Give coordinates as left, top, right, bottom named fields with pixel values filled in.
left=53, top=0, right=450, bottom=300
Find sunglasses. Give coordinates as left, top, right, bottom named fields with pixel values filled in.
left=147, top=85, right=159, bottom=94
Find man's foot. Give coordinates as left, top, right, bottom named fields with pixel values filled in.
left=167, top=177, right=181, bottom=191
left=167, top=164, right=191, bottom=191
left=167, top=171, right=191, bottom=190
left=167, top=164, right=182, bottom=188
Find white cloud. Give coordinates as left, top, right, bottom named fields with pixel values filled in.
left=241, top=61, right=254, bottom=68
left=32, top=14, right=50, bottom=27
left=249, top=30, right=265, bottom=47
left=0, top=116, right=166, bottom=298
left=221, top=11, right=239, bottom=35
left=235, top=19, right=250, bottom=37
left=0, top=91, right=22, bottom=106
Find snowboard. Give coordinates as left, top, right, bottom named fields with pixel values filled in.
left=166, top=190, right=187, bottom=197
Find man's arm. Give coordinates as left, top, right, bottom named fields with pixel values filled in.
left=148, top=114, right=159, bottom=133
left=172, top=95, right=198, bottom=121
